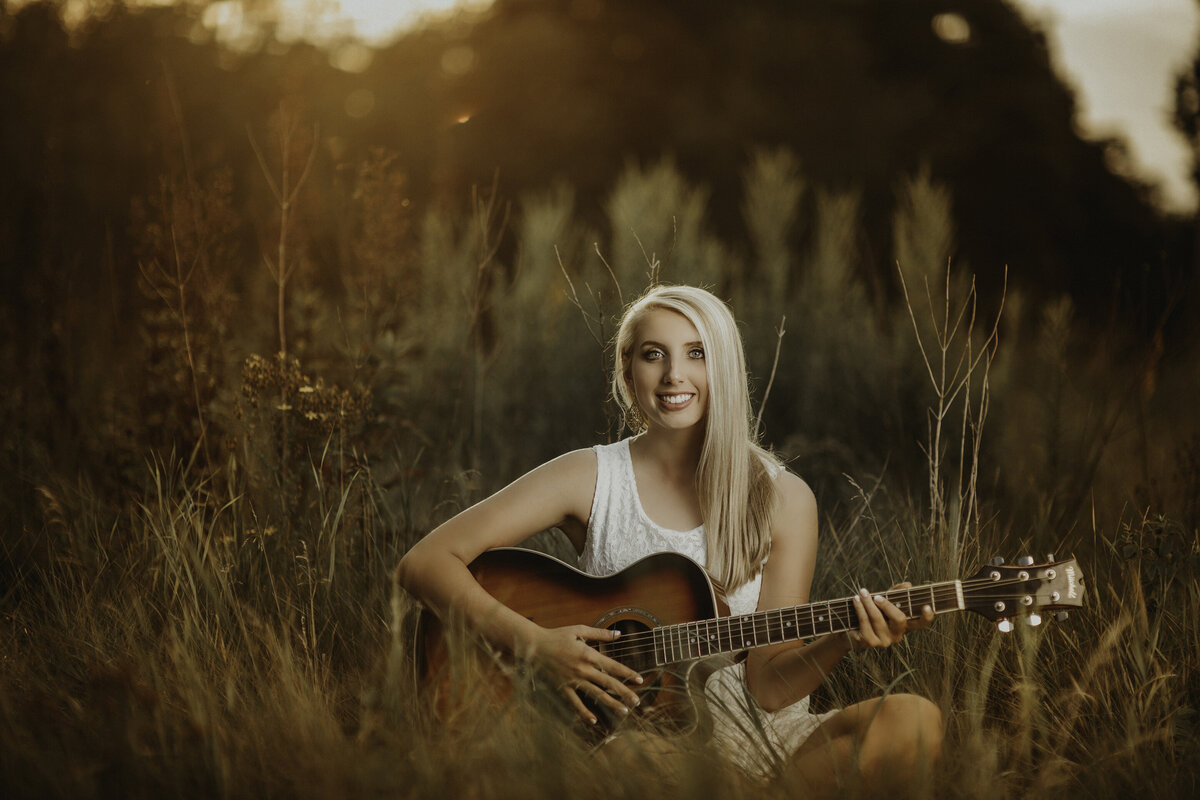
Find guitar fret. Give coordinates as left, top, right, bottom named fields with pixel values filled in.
left=649, top=579, right=977, bottom=668
left=830, top=601, right=845, bottom=633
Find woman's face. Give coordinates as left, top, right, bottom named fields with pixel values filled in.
left=628, top=308, right=708, bottom=433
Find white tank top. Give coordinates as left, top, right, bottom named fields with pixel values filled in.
left=579, top=437, right=762, bottom=616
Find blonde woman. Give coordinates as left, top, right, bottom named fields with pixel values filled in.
left=397, top=284, right=943, bottom=792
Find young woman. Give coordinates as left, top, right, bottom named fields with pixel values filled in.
left=397, top=285, right=943, bottom=791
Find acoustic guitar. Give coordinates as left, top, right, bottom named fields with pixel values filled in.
left=417, top=547, right=1085, bottom=733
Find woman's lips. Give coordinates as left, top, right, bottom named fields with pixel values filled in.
left=657, top=392, right=695, bottom=411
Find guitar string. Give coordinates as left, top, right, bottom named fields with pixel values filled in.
left=596, top=574, right=1069, bottom=662
left=597, top=577, right=1050, bottom=659
left=598, top=574, right=1064, bottom=661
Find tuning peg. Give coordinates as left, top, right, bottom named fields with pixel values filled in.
left=989, top=556, right=1005, bottom=566
left=1055, top=611, right=1070, bottom=623
left=1028, top=613, right=1042, bottom=627
left=1016, top=555, right=1035, bottom=567
left=1046, top=553, right=1056, bottom=562
left=997, top=619, right=1014, bottom=633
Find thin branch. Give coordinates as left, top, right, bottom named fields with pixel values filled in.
left=556, top=246, right=604, bottom=347
left=755, top=315, right=786, bottom=440
left=896, top=261, right=938, bottom=388
left=593, top=242, right=624, bottom=308
left=246, top=125, right=282, bottom=204
left=287, top=122, right=321, bottom=206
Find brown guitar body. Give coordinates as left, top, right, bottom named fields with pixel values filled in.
left=416, top=548, right=731, bottom=733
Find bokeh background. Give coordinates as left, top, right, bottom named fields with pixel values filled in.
left=2, top=1, right=1199, bottom=797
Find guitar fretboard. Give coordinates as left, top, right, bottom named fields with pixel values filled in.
left=651, top=581, right=964, bottom=666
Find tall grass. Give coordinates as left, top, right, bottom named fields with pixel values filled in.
left=2, top=139, right=1198, bottom=798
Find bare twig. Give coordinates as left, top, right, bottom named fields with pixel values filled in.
left=248, top=108, right=320, bottom=357
left=171, top=226, right=208, bottom=452
left=556, top=247, right=605, bottom=347
left=755, top=315, right=786, bottom=440
left=593, top=242, right=624, bottom=309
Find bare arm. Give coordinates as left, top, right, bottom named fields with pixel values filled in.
left=744, top=473, right=932, bottom=712
left=396, top=449, right=642, bottom=723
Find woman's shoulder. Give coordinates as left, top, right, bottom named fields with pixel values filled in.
left=775, top=468, right=815, bottom=504
left=769, top=467, right=818, bottom=545
left=497, top=448, right=599, bottom=506
left=539, top=447, right=600, bottom=480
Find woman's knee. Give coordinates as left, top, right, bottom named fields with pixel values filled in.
left=867, top=693, right=944, bottom=763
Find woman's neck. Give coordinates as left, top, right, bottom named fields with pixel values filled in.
left=634, top=425, right=704, bottom=478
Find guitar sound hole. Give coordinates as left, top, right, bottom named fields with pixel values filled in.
left=593, top=618, right=662, bottom=719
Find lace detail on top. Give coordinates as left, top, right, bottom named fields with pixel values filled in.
left=579, top=437, right=761, bottom=616
left=580, top=438, right=833, bottom=779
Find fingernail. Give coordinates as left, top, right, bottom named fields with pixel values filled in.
left=589, top=717, right=598, bottom=725
left=621, top=706, right=630, bottom=715
left=924, top=605, right=932, bottom=613
left=874, top=595, right=884, bottom=602
left=860, top=588, right=870, bottom=596
left=634, top=675, right=644, bottom=684
left=612, top=630, right=621, bottom=639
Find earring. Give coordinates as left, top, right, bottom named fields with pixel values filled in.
left=625, top=403, right=645, bottom=433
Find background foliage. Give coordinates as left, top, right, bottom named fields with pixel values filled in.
left=1, top=0, right=1199, bottom=797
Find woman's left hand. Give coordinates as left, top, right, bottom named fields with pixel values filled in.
left=847, top=582, right=934, bottom=650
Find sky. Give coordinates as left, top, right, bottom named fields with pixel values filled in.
left=256, top=0, right=1200, bottom=212
left=1013, top=0, right=1200, bottom=211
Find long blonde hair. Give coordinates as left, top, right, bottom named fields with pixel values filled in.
left=611, top=285, right=780, bottom=589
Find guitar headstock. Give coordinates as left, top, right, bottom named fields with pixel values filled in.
left=963, top=555, right=1085, bottom=632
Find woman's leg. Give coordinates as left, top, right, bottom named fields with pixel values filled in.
left=781, top=693, right=943, bottom=797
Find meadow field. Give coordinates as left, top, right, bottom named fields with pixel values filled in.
left=2, top=135, right=1198, bottom=798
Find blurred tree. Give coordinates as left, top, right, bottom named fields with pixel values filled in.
left=360, top=0, right=1180, bottom=325
left=1174, top=1, right=1200, bottom=334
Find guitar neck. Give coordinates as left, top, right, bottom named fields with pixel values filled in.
left=652, top=580, right=965, bottom=666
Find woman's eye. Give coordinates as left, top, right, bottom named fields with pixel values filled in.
left=642, top=349, right=663, bottom=361
left=689, top=348, right=705, bottom=359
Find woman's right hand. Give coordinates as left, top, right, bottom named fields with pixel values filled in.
left=525, top=625, right=644, bottom=725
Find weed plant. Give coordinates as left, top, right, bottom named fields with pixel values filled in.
left=1, top=137, right=1198, bottom=798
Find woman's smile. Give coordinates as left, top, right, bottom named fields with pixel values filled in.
left=657, top=392, right=696, bottom=411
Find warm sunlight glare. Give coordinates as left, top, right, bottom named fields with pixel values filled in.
left=276, top=0, right=490, bottom=43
